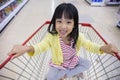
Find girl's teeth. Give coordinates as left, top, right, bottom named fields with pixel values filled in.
left=60, top=30, right=66, bottom=35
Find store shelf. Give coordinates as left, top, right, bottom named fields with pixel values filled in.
left=104, top=0, right=120, bottom=6
left=106, top=2, right=120, bottom=5
left=0, top=0, right=15, bottom=11
left=85, top=0, right=105, bottom=6
left=0, top=0, right=29, bottom=33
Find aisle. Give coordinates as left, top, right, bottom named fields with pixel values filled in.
left=0, top=0, right=54, bottom=63
left=0, top=0, right=120, bottom=80
left=0, top=0, right=120, bottom=62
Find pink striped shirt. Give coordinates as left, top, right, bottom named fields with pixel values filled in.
left=50, top=37, right=79, bottom=70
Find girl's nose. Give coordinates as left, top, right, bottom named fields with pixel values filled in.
left=61, top=23, right=67, bottom=29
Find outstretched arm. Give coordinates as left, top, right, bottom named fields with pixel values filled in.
left=100, top=43, right=119, bottom=56
left=8, top=45, right=34, bottom=59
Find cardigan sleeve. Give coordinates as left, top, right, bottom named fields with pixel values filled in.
left=27, top=33, right=52, bottom=56
left=79, top=33, right=104, bottom=54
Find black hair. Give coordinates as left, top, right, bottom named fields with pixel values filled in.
left=48, top=3, right=79, bottom=48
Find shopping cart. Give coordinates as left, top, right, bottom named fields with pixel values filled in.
left=0, top=21, right=120, bottom=80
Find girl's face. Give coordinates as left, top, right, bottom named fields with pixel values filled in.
left=55, top=15, right=74, bottom=39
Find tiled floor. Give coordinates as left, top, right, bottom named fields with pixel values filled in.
left=0, top=0, right=120, bottom=78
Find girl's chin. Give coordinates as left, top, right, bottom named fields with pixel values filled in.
left=58, top=32, right=68, bottom=37
left=59, top=34, right=67, bottom=38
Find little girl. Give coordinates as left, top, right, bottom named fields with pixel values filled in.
left=8, top=3, right=119, bottom=80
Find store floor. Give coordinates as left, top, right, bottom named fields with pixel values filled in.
left=0, top=0, right=120, bottom=69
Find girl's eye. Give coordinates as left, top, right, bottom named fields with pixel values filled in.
left=57, top=20, right=62, bottom=23
left=67, top=21, right=72, bottom=24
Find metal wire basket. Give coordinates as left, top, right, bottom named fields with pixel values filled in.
left=0, top=21, right=120, bottom=80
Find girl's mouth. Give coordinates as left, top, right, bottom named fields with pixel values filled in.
left=59, top=30, right=67, bottom=35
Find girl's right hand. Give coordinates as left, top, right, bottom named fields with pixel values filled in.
left=8, top=45, right=31, bottom=60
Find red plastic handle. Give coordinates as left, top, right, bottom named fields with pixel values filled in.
left=114, top=52, right=120, bottom=60
left=0, top=54, right=15, bottom=69
left=0, top=21, right=120, bottom=70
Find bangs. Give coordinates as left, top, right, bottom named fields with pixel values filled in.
left=55, top=5, right=74, bottom=19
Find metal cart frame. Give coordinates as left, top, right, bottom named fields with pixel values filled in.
left=0, top=21, right=120, bottom=80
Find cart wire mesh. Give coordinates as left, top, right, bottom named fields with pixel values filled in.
left=0, top=21, right=120, bottom=80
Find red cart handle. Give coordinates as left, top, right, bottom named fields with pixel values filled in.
left=114, top=52, right=120, bottom=60
left=0, top=21, right=48, bottom=69
left=0, top=21, right=120, bottom=69
left=0, top=54, right=15, bottom=69
left=80, top=23, right=120, bottom=61
left=1, top=52, right=119, bottom=69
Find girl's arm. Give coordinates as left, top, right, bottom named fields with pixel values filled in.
left=100, top=44, right=119, bottom=56
left=8, top=45, right=34, bottom=59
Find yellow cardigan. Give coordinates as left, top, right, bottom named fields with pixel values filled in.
left=28, top=32, right=103, bottom=65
